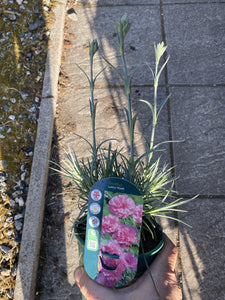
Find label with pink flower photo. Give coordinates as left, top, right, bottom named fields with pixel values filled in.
left=84, top=178, right=143, bottom=289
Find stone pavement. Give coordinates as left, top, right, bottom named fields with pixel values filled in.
left=36, top=1, right=225, bottom=299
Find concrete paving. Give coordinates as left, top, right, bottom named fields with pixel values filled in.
left=35, top=1, right=225, bottom=299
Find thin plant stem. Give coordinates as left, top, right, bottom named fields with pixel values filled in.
left=90, top=54, right=96, bottom=157
left=120, top=35, right=135, bottom=180
left=148, top=67, right=158, bottom=165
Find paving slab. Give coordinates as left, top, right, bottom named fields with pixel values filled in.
left=63, top=5, right=164, bottom=88
left=178, top=198, right=225, bottom=300
left=169, top=86, right=225, bottom=195
left=162, top=3, right=225, bottom=84
left=60, top=86, right=171, bottom=163
left=163, top=0, right=224, bottom=3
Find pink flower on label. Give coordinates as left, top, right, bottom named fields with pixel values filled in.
left=100, top=241, right=122, bottom=256
left=107, top=195, right=136, bottom=218
left=100, top=256, right=121, bottom=270
left=113, top=224, right=139, bottom=247
left=120, top=252, right=138, bottom=271
left=99, top=241, right=122, bottom=271
left=96, top=263, right=125, bottom=287
left=101, top=214, right=120, bottom=234
left=132, top=204, right=143, bottom=224
left=96, top=270, right=120, bottom=287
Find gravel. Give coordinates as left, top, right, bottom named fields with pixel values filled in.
left=0, top=0, right=54, bottom=298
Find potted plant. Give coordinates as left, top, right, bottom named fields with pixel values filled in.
left=53, top=14, right=195, bottom=291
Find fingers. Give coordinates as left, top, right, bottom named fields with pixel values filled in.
left=75, top=267, right=97, bottom=300
left=74, top=236, right=179, bottom=300
left=151, top=235, right=178, bottom=272
left=74, top=267, right=83, bottom=287
left=163, top=236, right=178, bottom=271
left=74, top=267, right=115, bottom=300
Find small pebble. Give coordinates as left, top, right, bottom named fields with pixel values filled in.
left=12, top=190, right=22, bottom=198
left=21, top=172, right=26, bottom=181
left=35, top=75, right=41, bottom=82
left=8, top=115, right=15, bottom=121
left=11, top=265, right=17, bottom=277
left=0, top=160, right=9, bottom=169
left=6, top=230, right=13, bottom=237
left=6, top=216, right=13, bottom=223
left=7, top=289, right=14, bottom=298
left=1, top=269, right=11, bottom=277
left=67, top=8, right=78, bottom=21
left=43, top=4, right=50, bottom=12
left=15, top=197, right=24, bottom=207
left=14, top=233, right=22, bottom=244
left=10, top=98, right=16, bottom=103
left=15, top=220, right=23, bottom=231
left=28, top=106, right=36, bottom=113
left=8, top=13, right=17, bottom=21
left=29, top=19, right=45, bottom=31
left=14, top=214, right=24, bottom=221
left=9, top=199, right=16, bottom=207
left=16, top=0, right=23, bottom=4
left=21, top=91, right=29, bottom=100
left=4, top=104, right=10, bottom=111
left=0, top=245, right=11, bottom=254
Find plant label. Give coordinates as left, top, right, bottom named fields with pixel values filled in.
left=84, top=177, right=143, bottom=288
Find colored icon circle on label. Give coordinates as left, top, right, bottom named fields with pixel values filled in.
left=90, top=203, right=101, bottom=215
left=90, top=229, right=97, bottom=236
left=89, top=216, right=100, bottom=228
left=91, top=189, right=102, bottom=201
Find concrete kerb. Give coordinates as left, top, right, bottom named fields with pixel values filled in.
left=14, top=1, right=67, bottom=299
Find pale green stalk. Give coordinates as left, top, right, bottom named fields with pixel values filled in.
left=148, top=42, right=168, bottom=164
left=89, top=40, right=98, bottom=160
left=117, top=14, right=135, bottom=180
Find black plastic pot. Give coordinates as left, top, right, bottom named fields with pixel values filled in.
left=74, top=216, right=164, bottom=279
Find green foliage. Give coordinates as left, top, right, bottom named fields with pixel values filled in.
left=53, top=14, right=197, bottom=225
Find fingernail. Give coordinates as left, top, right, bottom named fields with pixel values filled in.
left=75, top=267, right=83, bottom=284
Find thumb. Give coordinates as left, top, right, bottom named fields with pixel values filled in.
left=151, top=235, right=178, bottom=272
left=74, top=267, right=115, bottom=300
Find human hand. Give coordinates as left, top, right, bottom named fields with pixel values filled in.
left=74, top=236, right=182, bottom=300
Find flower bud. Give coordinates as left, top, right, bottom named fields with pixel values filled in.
left=89, top=39, right=99, bottom=59
left=154, top=42, right=167, bottom=64
left=116, top=14, right=131, bottom=53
